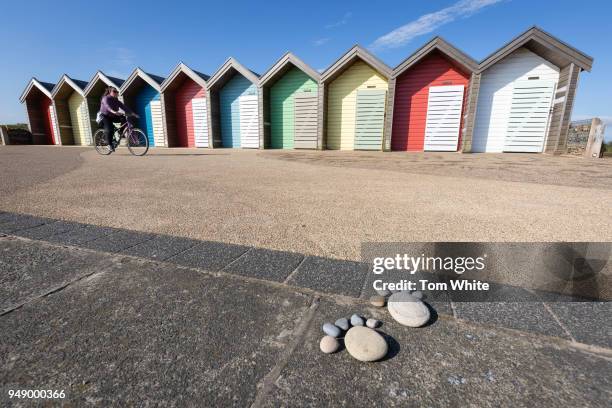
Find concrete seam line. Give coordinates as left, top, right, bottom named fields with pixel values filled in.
left=250, top=296, right=321, bottom=408
left=525, top=287, right=576, bottom=342
left=282, top=254, right=306, bottom=284
left=541, top=301, right=576, bottom=342
left=160, top=241, right=200, bottom=262
left=113, top=234, right=156, bottom=253
left=0, top=268, right=108, bottom=317
left=218, top=247, right=254, bottom=272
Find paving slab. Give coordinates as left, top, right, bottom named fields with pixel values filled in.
left=168, top=241, right=250, bottom=272
left=45, top=224, right=117, bottom=246
left=262, top=300, right=612, bottom=408
left=0, top=214, right=51, bottom=234
left=546, top=302, right=612, bottom=348
left=12, top=220, right=84, bottom=240
left=452, top=302, right=569, bottom=339
left=286, top=256, right=369, bottom=297
left=0, top=247, right=312, bottom=406
left=80, top=229, right=156, bottom=253
left=0, top=236, right=119, bottom=313
left=222, top=248, right=304, bottom=282
left=120, top=235, right=200, bottom=261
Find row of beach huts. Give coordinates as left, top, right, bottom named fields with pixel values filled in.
left=19, top=27, right=593, bottom=154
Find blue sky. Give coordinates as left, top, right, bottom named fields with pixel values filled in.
left=1, top=0, right=610, bottom=139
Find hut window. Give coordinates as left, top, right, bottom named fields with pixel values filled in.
left=442, top=80, right=452, bottom=85
left=366, top=85, right=376, bottom=88
left=528, top=76, right=540, bottom=80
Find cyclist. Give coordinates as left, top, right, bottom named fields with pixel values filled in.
left=99, top=86, right=138, bottom=152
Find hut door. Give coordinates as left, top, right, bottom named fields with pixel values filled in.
left=294, top=92, right=318, bottom=149
left=192, top=97, right=209, bottom=148
left=423, top=85, right=464, bottom=151
left=239, top=94, right=259, bottom=148
left=354, top=89, right=386, bottom=150
left=150, top=100, right=164, bottom=147
left=504, top=80, right=556, bottom=153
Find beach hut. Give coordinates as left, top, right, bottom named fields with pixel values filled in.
left=388, top=37, right=478, bottom=152
left=160, top=63, right=210, bottom=148
left=319, top=45, right=392, bottom=150
left=120, top=68, right=166, bottom=147
left=19, top=78, right=59, bottom=144
left=82, top=71, right=125, bottom=137
left=258, top=53, right=320, bottom=149
left=206, top=58, right=260, bottom=148
left=466, top=27, right=593, bottom=154
left=51, top=75, right=92, bottom=145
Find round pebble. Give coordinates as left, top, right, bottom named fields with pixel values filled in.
left=387, top=292, right=430, bottom=327
left=322, top=323, right=341, bottom=337
left=366, top=318, right=381, bottom=328
left=369, top=295, right=386, bottom=307
left=411, top=290, right=424, bottom=300
left=335, top=318, right=350, bottom=331
left=376, top=288, right=391, bottom=297
left=350, top=314, right=365, bottom=327
left=344, top=326, right=388, bottom=362
left=320, top=336, right=340, bottom=353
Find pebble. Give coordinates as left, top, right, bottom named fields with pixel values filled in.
left=350, top=314, right=365, bottom=327
left=319, top=336, right=340, bottom=354
left=344, top=326, right=388, bottom=362
left=376, top=288, right=391, bottom=297
left=387, top=291, right=431, bottom=327
left=369, top=295, right=386, bottom=307
left=411, top=290, right=424, bottom=300
left=335, top=318, right=350, bottom=331
left=366, top=318, right=380, bottom=328
left=322, top=323, right=341, bottom=337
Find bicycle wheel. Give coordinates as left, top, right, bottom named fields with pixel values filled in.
left=127, top=128, right=149, bottom=156
left=94, top=129, right=112, bottom=155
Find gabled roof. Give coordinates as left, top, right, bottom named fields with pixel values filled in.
left=51, top=74, right=88, bottom=98
left=478, top=26, right=593, bottom=73
left=206, top=58, right=260, bottom=91
left=259, top=52, right=320, bottom=86
left=393, top=36, right=478, bottom=78
left=83, top=71, right=125, bottom=96
left=321, top=45, right=392, bottom=84
left=120, top=68, right=165, bottom=94
left=160, top=62, right=209, bottom=92
left=19, top=78, right=55, bottom=102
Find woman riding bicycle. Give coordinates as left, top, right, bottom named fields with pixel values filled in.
left=99, top=86, right=138, bottom=152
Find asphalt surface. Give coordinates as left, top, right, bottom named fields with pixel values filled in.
left=1, top=236, right=610, bottom=407
left=1, top=146, right=611, bottom=263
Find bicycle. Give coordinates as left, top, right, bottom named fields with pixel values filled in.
left=94, top=113, right=149, bottom=156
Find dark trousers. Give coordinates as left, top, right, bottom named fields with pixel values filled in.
left=101, top=114, right=127, bottom=147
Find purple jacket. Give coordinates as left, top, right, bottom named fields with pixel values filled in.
left=100, top=95, right=132, bottom=116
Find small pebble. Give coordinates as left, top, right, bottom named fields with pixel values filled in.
left=344, top=326, right=388, bottom=362
left=319, top=336, right=339, bottom=354
left=411, top=290, right=424, bottom=300
left=369, top=295, right=386, bottom=307
left=350, top=314, right=365, bottom=326
left=376, top=288, right=391, bottom=297
left=366, top=318, right=380, bottom=329
left=335, top=318, right=350, bottom=331
left=322, top=323, right=341, bottom=337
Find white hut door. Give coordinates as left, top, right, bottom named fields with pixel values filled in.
left=504, top=80, right=556, bottom=153
left=192, top=97, right=209, bottom=147
left=239, top=95, right=259, bottom=148
left=423, top=85, right=464, bottom=151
